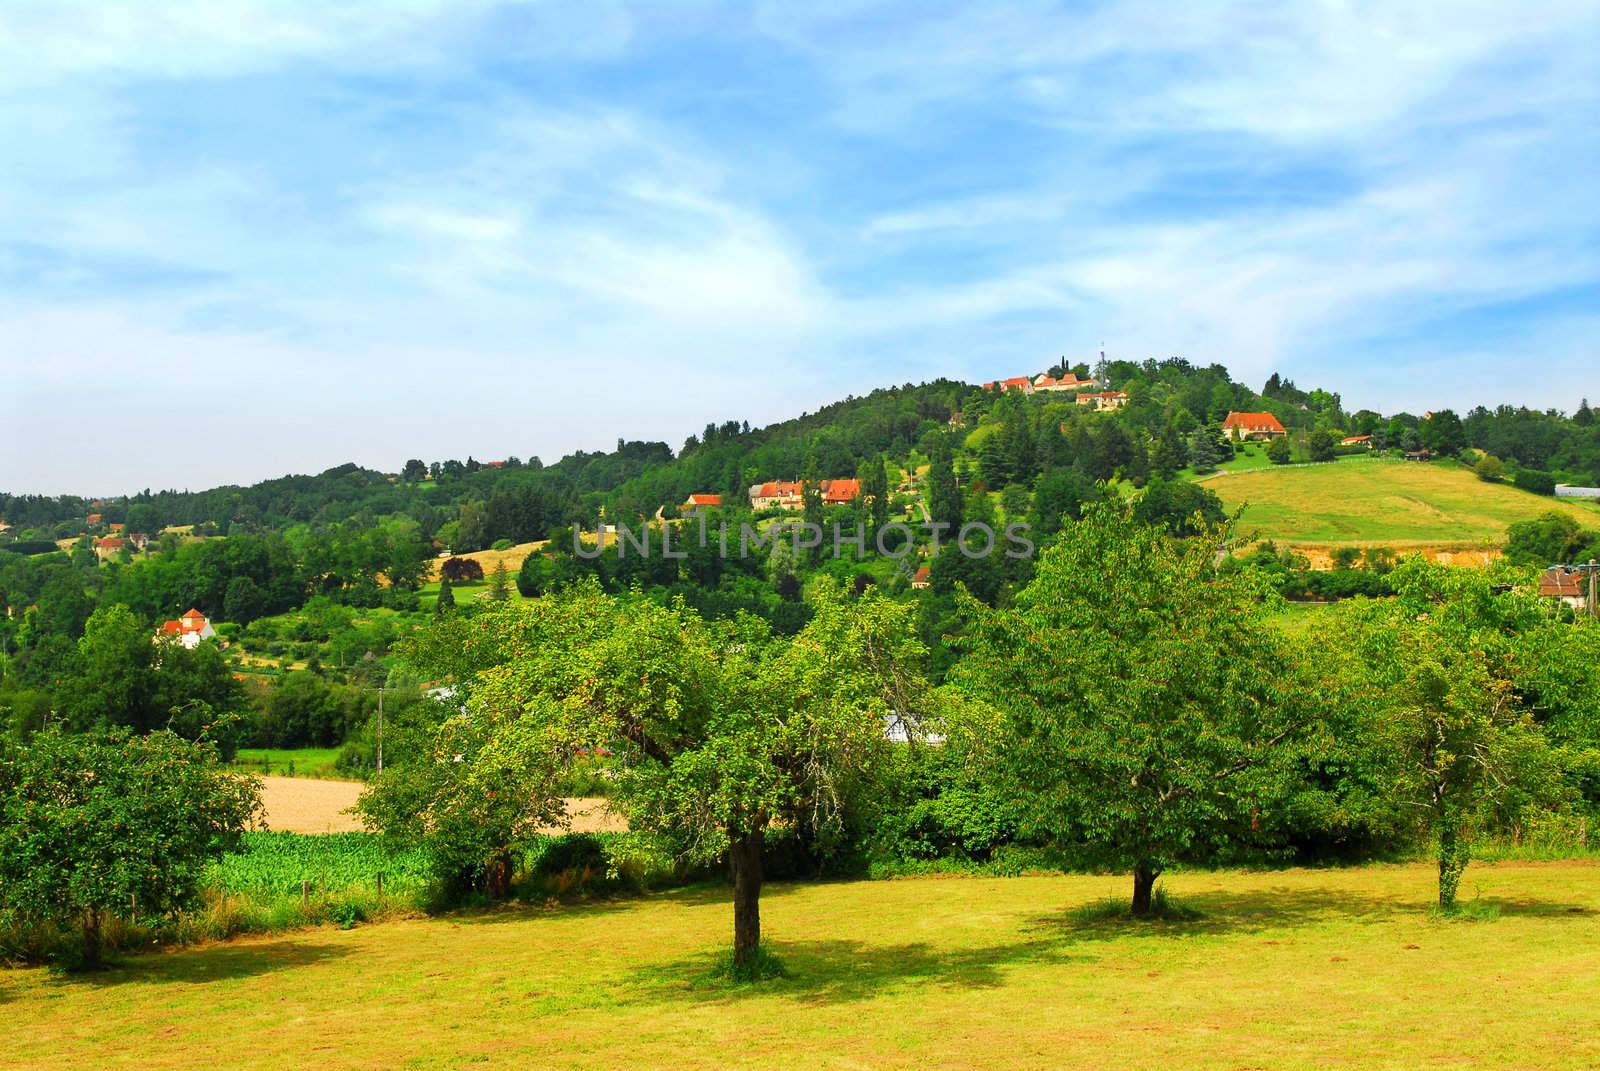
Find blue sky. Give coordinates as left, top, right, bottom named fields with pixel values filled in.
left=2, top=1, right=1597, bottom=494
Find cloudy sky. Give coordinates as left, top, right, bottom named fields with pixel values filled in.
left=2, top=1, right=1597, bottom=494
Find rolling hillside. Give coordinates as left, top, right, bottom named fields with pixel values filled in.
left=1203, top=456, right=1600, bottom=550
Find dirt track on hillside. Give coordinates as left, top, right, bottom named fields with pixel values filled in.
left=257, top=775, right=626, bottom=835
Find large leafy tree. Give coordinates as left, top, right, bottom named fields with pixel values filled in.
left=1335, top=561, right=1565, bottom=908
left=434, top=579, right=932, bottom=968
left=954, top=502, right=1308, bottom=914
left=0, top=728, right=260, bottom=968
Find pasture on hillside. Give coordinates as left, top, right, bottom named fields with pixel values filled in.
left=1204, top=457, right=1600, bottom=546
left=7, top=861, right=1598, bottom=1070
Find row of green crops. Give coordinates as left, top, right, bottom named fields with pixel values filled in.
left=206, top=831, right=433, bottom=899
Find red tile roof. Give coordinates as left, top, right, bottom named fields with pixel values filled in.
left=1222, top=411, right=1286, bottom=434
left=684, top=494, right=722, bottom=507
left=1540, top=568, right=1586, bottom=599
left=821, top=478, right=860, bottom=504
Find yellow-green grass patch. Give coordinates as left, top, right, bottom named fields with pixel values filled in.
left=1208, top=458, right=1600, bottom=546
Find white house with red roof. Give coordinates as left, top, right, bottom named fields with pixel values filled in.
left=157, top=608, right=216, bottom=649
left=748, top=479, right=860, bottom=510
left=1221, top=411, right=1288, bottom=440
left=1033, top=372, right=1098, bottom=392
left=93, top=536, right=128, bottom=561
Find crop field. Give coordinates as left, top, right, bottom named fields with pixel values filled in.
left=255, top=773, right=626, bottom=835
left=7, top=860, right=1598, bottom=1070
left=1204, top=457, right=1600, bottom=546
left=259, top=774, right=366, bottom=833
left=207, top=831, right=432, bottom=901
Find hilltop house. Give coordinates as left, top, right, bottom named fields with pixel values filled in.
left=1221, top=411, right=1287, bottom=440
left=157, top=608, right=216, bottom=649
left=86, top=513, right=103, bottom=526
left=1340, top=434, right=1373, bottom=449
left=911, top=565, right=932, bottom=590
left=680, top=493, right=723, bottom=512
left=982, top=376, right=1036, bottom=394
left=1076, top=390, right=1129, bottom=411
left=1033, top=372, right=1098, bottom=392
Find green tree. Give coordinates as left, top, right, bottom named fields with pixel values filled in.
left=1150, top=423, right=1186, bottom=478
left=1030, top=469, right=1100, bottom=538
left=357, top=696, right=565, bottom=898
left=1474, top=455, right=1506, bottom=482
left=1131, top=478, right=1226, bottom=536
left=1266, top=435, right=1293, bottom=465
left=0, top=728, right=260, bottom=968
left=1504, top=512, right=1593, bottom=565
left=435, top=575, right=455, bottom=615
left=223, top=574, right=268, bottom=625
left=1307, top=429, right=1336, bottom=462
left=443, top=580, right=931, bottom=969
left=58, top=605, right=154, bottom=732
left=487, top=561, right=512, bottom=602
left=1421, top=410, right=1466, bottom=457
left=927, top=442, right=963, bottom=531
left=1336, top=561, right=1562, bottom=909
left=1186, top=428, right=1222, bottom=475
left=954, top=502, right=1306, bottom=915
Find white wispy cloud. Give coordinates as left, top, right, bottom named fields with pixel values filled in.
left=1, top=1, right=1596, bottom=492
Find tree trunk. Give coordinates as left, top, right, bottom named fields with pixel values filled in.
left=1131, top=865, right=1160, bottom=917
left=82, top=906, right=102, bottom=970
left=486, top=851, right=513, bottom=900
left=1437, top=816, right=1469, bottom=911
left=730, top=827, right=764, bottom=967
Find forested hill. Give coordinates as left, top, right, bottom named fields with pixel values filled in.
left=4, top=360, right=1599, bottom=551
left=1, top=378, right=971, bottom=541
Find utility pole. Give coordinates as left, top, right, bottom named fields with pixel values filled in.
left=1572, top=559, right=1600, bottom=621
left=376, top=687, right=384, bottom=775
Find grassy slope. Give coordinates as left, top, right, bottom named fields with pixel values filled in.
left=1204, top=456, right=1600, bottom=546
left=8, top=862, right=1600, bottom=1070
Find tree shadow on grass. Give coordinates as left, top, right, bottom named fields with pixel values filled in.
left=619, top=935, right=1084, bottom=1007
left=446, top=879, right=809, bottom=928
left=65, top=940, right=356, bottom=988
left=1025, top=885, right=1598, bottom=944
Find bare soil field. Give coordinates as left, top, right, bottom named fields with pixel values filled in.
left=257, top=775, right=624, bottom=835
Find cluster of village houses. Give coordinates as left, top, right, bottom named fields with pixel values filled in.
left=982, top=372, right=1131, bottom=411
left=85, top=513, right=151, bottom=561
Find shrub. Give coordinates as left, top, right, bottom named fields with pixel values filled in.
left=439, top=557, right=485, bottom=582
left=1513, top=469, right=1557, bottom=496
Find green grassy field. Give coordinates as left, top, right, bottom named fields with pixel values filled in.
left=7, top=861, right=1599, bottom=1070
left=1204, top=457, right=1600, bottom=546
left=232, top=747, right=343, bottom=778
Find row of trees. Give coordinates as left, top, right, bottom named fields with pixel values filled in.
left=359, top=505, right=1600, bottom=970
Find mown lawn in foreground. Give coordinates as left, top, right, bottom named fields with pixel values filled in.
left=7, top=861, right=1599, bottom=1070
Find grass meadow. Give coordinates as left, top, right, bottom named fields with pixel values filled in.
left=7, top=860, right=1599, bottom=1070
left=1205, top=457, right=1600, bottom=545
